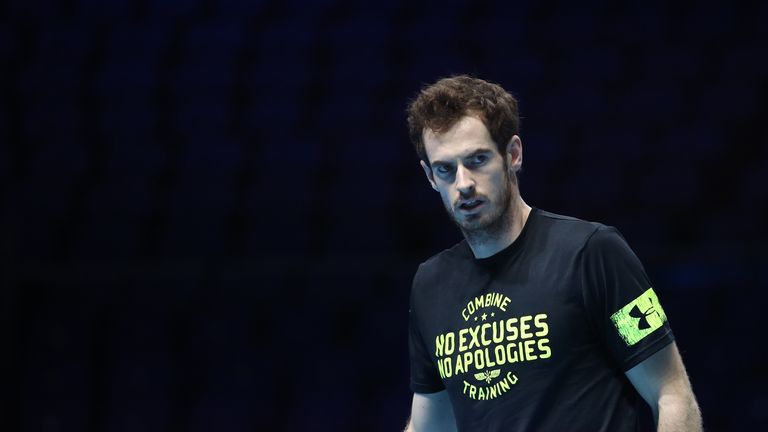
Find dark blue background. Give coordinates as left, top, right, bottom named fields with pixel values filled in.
left=3, top=0, right=767, bottom=430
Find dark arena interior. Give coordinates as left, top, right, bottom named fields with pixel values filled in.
left=2, top=0, right=767, bottom=430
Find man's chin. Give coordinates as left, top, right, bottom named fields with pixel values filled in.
left=456, top=215, right=492, bottom=232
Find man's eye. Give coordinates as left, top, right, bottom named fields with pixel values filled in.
left=436, top=165, right=452, bottom=174
left=470, top=155, right=488, bottom=165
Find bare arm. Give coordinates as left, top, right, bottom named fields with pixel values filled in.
left=404, top=390, right=457, bottom=432
left=625, top=342, right=702, bottom=432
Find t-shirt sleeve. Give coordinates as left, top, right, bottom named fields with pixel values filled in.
left=580, top=225, right=675, bottom=372
left=408, top=266, right=445, bottom=393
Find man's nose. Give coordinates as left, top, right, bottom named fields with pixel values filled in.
left=455, top=165, right=475, bottom=194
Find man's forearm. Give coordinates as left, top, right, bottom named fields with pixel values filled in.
left=657, top=393, right=702, bottom=432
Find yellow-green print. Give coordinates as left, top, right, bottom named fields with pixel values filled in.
left=610, top=288, right=667, bottom=346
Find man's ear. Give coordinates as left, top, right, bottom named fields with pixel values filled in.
left=420, top=160, right=439, bottom=191
left=505, top=135, right=523, bottom=173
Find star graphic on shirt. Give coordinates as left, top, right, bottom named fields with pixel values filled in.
left=474, top=316, right=478, bottom=321
left=491, top=312, right=495, bottom=317
left=481, top=313, right=488, bottom=321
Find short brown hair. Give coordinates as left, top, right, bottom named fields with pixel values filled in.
left=406, top=75, right=520, bottom=164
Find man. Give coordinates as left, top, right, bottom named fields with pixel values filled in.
left=404, top=75, right=702, bottom=431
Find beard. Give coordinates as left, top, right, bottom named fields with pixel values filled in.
left=442, top=166, right=516, bottom=244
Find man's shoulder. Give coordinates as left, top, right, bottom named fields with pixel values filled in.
left=418, top=239, right=470, bottom=275
left=531, top=208, right=608, bottom=247
left=408, top=241, right=469, bottom=303
left=536, top=208, right=599, bottom=227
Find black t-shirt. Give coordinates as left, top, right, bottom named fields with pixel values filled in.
left=408, top=208, right=674, bottom=431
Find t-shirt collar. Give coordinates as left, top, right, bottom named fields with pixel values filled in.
left=468, top=207, right=539, bottom=268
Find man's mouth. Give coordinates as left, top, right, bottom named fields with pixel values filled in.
left=458, top=199, right=484, bottom=211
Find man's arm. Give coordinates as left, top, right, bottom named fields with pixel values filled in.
left=404, top=390, right=457, bottom=432
left=625, top=342, right=702, bottom=432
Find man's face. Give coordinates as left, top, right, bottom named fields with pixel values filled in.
left=421, top=116, right=521, bottom=233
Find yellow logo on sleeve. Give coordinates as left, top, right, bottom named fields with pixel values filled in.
left=610, top=287, right=668, bottom=346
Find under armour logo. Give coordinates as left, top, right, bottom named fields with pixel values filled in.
left=610, top=288, right=668, bottom=346
left=628, top=297, right=659, bottom=330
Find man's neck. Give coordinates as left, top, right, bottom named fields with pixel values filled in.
left=465, top=199, right=532, bottom=259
